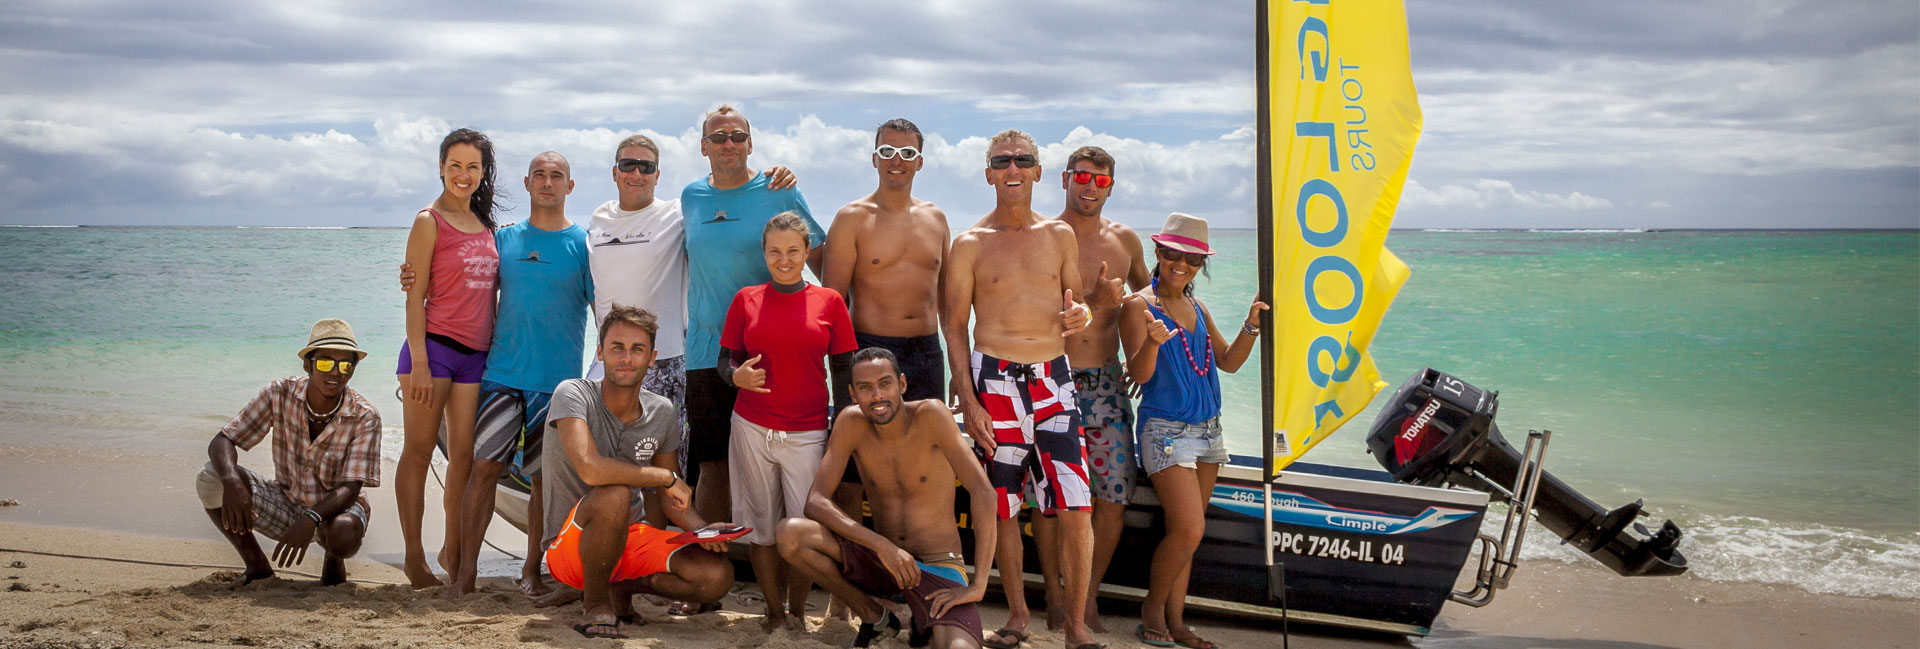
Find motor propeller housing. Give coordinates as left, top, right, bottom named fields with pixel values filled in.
left=1365, top=368, right=1688, bottom=577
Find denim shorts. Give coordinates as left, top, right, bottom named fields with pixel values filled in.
left=1138, top=416, right=1228, bottom=476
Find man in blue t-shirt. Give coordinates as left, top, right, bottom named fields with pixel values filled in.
left=680, top=103, right=824, bottom=531
left=452, top=152, right=594, bottom=597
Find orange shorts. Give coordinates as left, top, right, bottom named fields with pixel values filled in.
left=544, top=501, right=685, bottom=590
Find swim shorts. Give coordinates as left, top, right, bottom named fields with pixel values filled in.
left=396, top=334, right=487, bottom=384
left=729, top=413, right=825, bottom=546
left=195, top=463, right=369, bottom=544
left=472, top=380, right=551, bottom=473
left=836, top=536, right=983, bottom=638
left=970, top=351, right=1091, bottom=519
left=684, top=367, right=737, bottom=470
left=544, top=499, right=685, bottom=590
left=844, top=332, right=945, bottom=483
left=1073, top=363, right=1137, bottom=505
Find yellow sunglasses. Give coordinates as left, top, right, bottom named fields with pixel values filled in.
left=313, top=358, right=355, bottom=374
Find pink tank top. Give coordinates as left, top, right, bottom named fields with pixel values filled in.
left=423, top=208, right=498, bottom=351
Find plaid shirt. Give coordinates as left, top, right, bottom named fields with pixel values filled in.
left=220, top=377, right=383, bottom=513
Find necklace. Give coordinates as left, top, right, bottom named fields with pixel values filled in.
left=1151, top=277, right=1214, bottom=377
left=305, top=390, right=343, bottom=424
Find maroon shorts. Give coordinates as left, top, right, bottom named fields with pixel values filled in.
left=837, top=537, right=982, bottom=638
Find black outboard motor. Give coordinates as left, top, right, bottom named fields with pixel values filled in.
left=1365, top=368, right=1688, bottom=577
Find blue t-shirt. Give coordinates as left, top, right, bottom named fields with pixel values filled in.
left=1136, top=299, right=1223, bottom=425
left=482, top=221, right=594, bottom=393
left=681, top=173, right=820, bottom=370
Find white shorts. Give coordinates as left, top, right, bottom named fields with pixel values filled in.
left=727, top=413, right=826, bottom=546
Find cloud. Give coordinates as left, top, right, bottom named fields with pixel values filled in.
left=1403, top=179, right=1614, bottom=211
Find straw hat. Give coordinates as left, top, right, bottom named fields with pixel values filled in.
left=1150, top=212, right=1215, bottom=256
left=297, top=318, right=368, bottom=362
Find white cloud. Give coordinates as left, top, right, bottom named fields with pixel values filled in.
left=1403, top=179, right=1614, bottom=211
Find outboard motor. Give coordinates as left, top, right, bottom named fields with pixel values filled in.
left=1365, top=368, right=1688, bottom=577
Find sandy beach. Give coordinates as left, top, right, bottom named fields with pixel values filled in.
left=2, top=444, right=1915, bottom=649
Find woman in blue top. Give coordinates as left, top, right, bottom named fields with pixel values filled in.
left=1118, top=213, right=1267, bottom=649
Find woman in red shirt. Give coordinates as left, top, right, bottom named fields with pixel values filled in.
left=719, top=212, right=857, bottom=632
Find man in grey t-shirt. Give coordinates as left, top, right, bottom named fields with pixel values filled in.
left=540, top=305, right=737, bottom=639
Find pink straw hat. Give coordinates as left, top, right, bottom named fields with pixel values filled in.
left=1150, top=212, right=1215, bottom=256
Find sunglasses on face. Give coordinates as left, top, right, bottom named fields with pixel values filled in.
left=874, top=145, right=921, bottom=161
left=1071, top=171, right=1114, bottom=188
left=615, top=158, right=658, bottom=174
left=1157, top=246, right=1209, bottom=266
left=988, top=154, right=1038, bottom=169
left=312, top=358, right=355, bottom=375
left=705, top=131, right=750, bottom=144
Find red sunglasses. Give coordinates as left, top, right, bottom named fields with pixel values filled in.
left=1071, top=171, right=1114, bottom=188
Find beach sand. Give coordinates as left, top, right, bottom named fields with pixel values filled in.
left=2, top=445, right=1915, bottom=649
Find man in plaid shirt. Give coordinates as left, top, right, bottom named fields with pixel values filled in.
left=195, top=318, right=382, bottom=586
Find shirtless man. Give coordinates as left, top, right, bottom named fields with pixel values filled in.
left=942, top=130, right=1121, bottom=649
left=1034, top=146, right=1149, bottom=632
left=821, top=118, right=951, bottom=585
left=776, top=348, right=998, bottom=649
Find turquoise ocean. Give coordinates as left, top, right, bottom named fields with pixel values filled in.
left=0, top=226, right=1914, bottom=599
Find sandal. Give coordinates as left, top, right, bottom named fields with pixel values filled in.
left=1135, top=622, right=1177, bottom=648
left=983, top=627, right=1030, bottom=649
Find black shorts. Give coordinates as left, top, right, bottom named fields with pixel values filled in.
left=685, top=367, right=737, bottom=469
left=843, top=332, right=946, bottom=484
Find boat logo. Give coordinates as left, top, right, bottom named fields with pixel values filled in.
left=704, top=210, right=732, bottom=223
left=518, top=250, right=550, bottom=264
left=1211, top=484, right=1475, bottom=535
left=595, top=231, right=654, bottom=247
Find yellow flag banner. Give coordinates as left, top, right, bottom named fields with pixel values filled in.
left=1259, top=0, right=1421, bottom=477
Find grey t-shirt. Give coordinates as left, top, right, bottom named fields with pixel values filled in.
left=540, top=378, right=682, bottom=547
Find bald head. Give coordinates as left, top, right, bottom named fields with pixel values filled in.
left=525, top=151, right=575, bottom=214
left=530, top=151, right=570, bottom=175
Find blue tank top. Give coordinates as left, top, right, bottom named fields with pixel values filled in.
left=1136, top=296, right=1222, bottom=425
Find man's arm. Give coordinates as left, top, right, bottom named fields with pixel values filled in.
left=822, top=205, right=862, bottom=306
left=1119, top=225, right=1152, bottom=292
left=556, top=417, right=676, bottom=489
left=805, top=411, right=921, bottom=588
left=1054, top=225, right=1095, bottom=335
left=926, top=401, right=997, bottom=615
left=930, top=207, right=952, bottom=403
left=649, top=449, right=704, bottom=531
left=941, top=233, right=989, bottom=448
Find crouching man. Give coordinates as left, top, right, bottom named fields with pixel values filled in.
left=197, top=318, right=381, bottom=586
left=543, top=304, right=738, bottom=639
left=776, top=348, right=999, bottom=649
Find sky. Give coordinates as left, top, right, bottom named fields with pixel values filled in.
left=0, top=1, right=1914, bottom=229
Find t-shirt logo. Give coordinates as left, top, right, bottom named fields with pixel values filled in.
left=595, top=231, right=652, bottom=247
left=704, top=210, right=732, bottom=223
left=519, top=250, right=549, bottom=264
left=631, top=437, right=660, bottom=463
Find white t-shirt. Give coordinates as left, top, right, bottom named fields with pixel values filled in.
left=588, top=198, right=688, bottom=359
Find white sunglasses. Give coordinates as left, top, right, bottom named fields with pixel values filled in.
left=873, top=145, right=922, bottom=161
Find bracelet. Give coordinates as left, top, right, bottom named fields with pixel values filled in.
left=304, top=508, right=323, bottom=524
left=665, top=473, right=680, bottom=490
left=1241, top=321, right=1261, bottom=337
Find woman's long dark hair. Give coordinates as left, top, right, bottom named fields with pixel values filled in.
left=1151, top=246, right=1209, bottom=298
left=438, top=128, right=500, bottom=230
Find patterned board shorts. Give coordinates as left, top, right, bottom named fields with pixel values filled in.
left=473, top=380, right=552, bottom=474
left=195, top=463, right=368, bottom=543
left=1073, top=364, right=1137, bottom=504
left=971, top=351, right=1091, bottom=519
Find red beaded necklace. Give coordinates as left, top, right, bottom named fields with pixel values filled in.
left=1152, top=277, right=1214, bottom=377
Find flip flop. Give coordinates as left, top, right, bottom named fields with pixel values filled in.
left=572, top=620, right=627, bottom=639
left=1171, top=634, right=1218, bottom=649
left=666, top=600, right=723, bottom=616
left=982, top=628, right=1029, bottom=649
left=1135, top=622, right=1178, bottom=648
left=1072, top=644, right=1110, bottom=649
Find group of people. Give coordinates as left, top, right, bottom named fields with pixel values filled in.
left=192, top=105, right=1268, bottom=649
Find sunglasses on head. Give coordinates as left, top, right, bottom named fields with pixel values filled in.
left=1156, top=245, right=1209, bottom=266
left=989, top=154, right=1038, bottom=170
left=874, top=145, right=921, bottom=161
left=705, top=131, right=750, bottom=144
left=312, top=358, right=355, bottom=375
left=615, top=158, right=658, bottom=174
left=1071, top=171, right=1114, bottom=188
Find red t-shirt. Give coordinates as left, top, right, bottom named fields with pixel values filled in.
left=721, top=283, right=858, bottom=431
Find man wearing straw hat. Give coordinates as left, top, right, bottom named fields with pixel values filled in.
left=195, top=318, right=382, bottom=586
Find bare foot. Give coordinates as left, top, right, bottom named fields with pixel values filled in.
left=825, top=596, right=853, bottom=622
left=531, top=587, right=583, bottom=608
left=516, top=573, right=552, bottom=599
left=436, top=546, right=454, bottom=577
left=236, top=569, right=275, bottom=586
left=1043, top=593, right=1066, bottom=631
left=759, top=614, right=790, bottom=634
left=321, top=557, right=347, bottom=587
left=1082, top=597, right=1107, bottom=633
left=402, top=560, right=443, bottom=589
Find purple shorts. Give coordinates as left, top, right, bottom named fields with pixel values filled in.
left=396, top=335, right=488, bottom=384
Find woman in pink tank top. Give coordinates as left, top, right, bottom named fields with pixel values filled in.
left=395, top=128, right=500, bottom=588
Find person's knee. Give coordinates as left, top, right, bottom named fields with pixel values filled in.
left=932, top=625, right=978, bottom=649
left=194, top=466, right=224, bottom=509
left=470, top=459, right=507, bottom=481
left=773, top=517, right=817, bottom=559
left=323, top=514, right=365, bottom=558
left=678, top=550, right=734, bottom=602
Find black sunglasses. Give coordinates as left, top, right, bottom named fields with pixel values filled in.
left=615, top=158, right=658, bottom=174
left=705, top=131, right=750, bottom=144
left=1156, top=245, right=1209, bottom=266
left=988, top=154, right=1038, bottom=169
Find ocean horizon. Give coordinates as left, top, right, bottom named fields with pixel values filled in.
left=0, top=226, right=1914, bottom=601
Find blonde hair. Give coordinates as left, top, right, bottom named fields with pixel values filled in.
left=985, top=129, right=1038, bottom=165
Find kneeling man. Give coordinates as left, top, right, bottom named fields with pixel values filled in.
left=543, top=304, right=738, bottom=638
left=777, top=348, right=999, bottom=649
left=197, top=318, right=381, bottom=586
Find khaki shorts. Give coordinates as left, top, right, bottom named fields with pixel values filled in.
left=195, top=463, right=367, bottom=543
left=727, top=413, right=825, bottom=546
